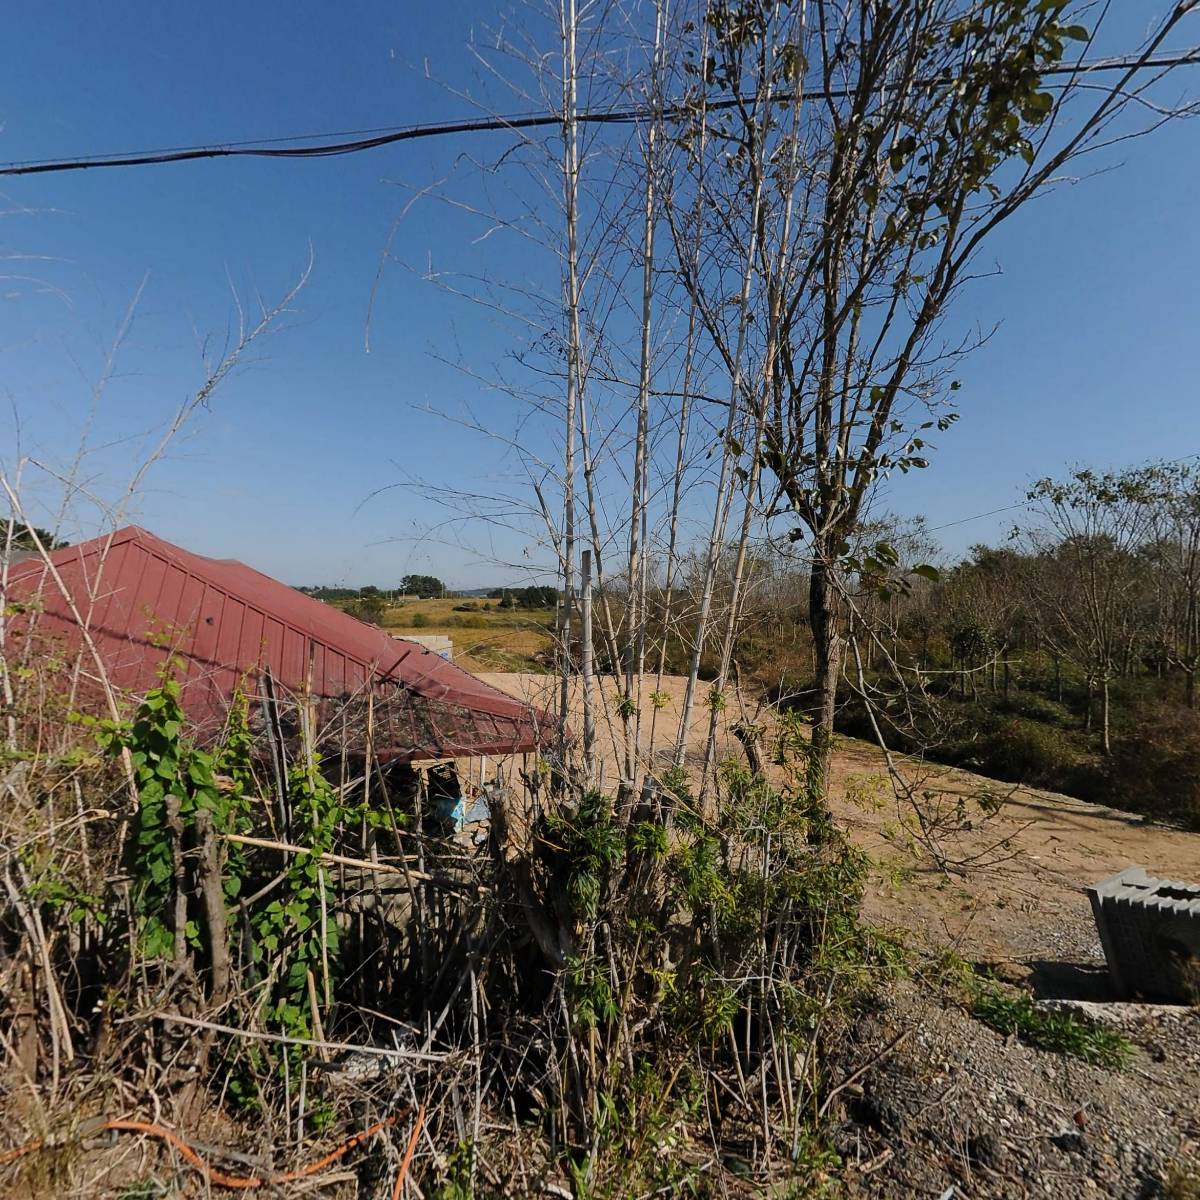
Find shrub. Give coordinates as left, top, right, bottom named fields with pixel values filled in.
left=963, top=718, right=1077, bottom=787
left=443, top=614, right=490, bottom=629
left=994, top=691, right=1074, bottom=725
left=342, top=592, right=389, bottom=625
left=1103, top=703, right=1200, bottom=829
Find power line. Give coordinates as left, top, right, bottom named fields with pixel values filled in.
left=2, top=50, right=1197, bottom=178
left=924, top=450, right=1200, bottom=534
left=927, top=503, right=1026, bottom=533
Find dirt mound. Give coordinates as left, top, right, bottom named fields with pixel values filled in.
left=831, top=980, right=1200, bottom=1199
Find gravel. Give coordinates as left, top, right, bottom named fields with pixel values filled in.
left=830, top=980, right=1200, bottom=1199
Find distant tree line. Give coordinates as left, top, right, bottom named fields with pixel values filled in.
left=297, top=585, right=364, bottom=602
left=297, top=576, right=454, bottom=625
left=299, top=576, right=448, bottom=600
left=488, top=585, right=559, bottom=609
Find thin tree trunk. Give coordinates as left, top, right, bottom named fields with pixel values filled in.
left=647, top=308, right=695, bottom=759
left=558, top=0, right=581, bottom=765
left=673, top=278, right=765, bottom=767
left=700, top=451, right=764, bottom=796
left=580, top=549, right=596, bottom=782
left=806, top=546, right=845, bottom=810
left=672, top=27, right=776, bottom=771
left=648, top=7, right=709, bottom=763
left=164, top=794, right=190, bottom=969
left=622, top=2, right=663, bottom=784
left=195, top=809, right=230, bottom=1006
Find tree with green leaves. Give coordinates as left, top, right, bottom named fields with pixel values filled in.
left=666, top=0, right=1197, bottom=801
left=1142, top=462, right=1200, bottom=709
left=399, top=574, right=445, bottom=599
left=1, top=520, right=67, bottom=553
left=517, top=584, right=559, bottom=609
left=346, top=591, right=388, bottom=625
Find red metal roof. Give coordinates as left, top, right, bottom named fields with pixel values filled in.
left=3, top=526, right=549, bottom=760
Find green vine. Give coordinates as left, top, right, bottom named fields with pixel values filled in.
left=251, top=755, right=346, bottom=1038
left=88, top=662, right=252, bottom=959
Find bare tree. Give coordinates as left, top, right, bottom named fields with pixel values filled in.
left=1142, top=461, right=1200, bottom=708
left=1024, top=466, right=1159, bottom=753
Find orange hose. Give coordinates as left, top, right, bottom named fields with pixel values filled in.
left=391, top=1103, right=426, bottom=1200
left=273, top=1116, right=401, bottom=1184
left=104, top=1121, right=263, bottom=1190
left=1, top=1112, right=404, bottom=1190
left=0, top=1138, right=43, bottom=1167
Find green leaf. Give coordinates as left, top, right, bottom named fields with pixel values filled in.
left=912, top=564, right=941, bottom=582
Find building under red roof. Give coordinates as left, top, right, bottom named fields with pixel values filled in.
left=3, top=526, right=550, bottom=761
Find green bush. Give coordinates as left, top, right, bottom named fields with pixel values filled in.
left=443, top=614, right=491, bottom=629
left=994, top=691, right=1074, bottom=725
left=955, top=717, right=1077, bottom=787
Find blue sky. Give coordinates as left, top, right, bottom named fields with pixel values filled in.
left=2, top=4, right=1198, bottom=585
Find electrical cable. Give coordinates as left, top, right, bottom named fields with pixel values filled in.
left=1, top=50, right=1196, bottom=178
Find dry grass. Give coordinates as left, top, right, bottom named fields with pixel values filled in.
left=374, top=598, right=556, bottom=671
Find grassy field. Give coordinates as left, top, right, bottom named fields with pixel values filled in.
left=375, top=597, right=556, bottom=672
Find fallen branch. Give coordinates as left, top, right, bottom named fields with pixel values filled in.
left=817, top=1028, right=911, bottom=1119
left=220, top=832, right=489, bottom=892
left=116, top=1010, right=451, bottom=1063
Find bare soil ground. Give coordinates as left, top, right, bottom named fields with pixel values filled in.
left=481, top=671, right=1200, bottom=1198
left=479, top=671, right=1198, bottom=969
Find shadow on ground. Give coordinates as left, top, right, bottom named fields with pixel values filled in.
left=1026, top=959, right=1116, bottom=1001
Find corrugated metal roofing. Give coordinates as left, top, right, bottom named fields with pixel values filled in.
left=3, top=526, right=550, bottom=760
